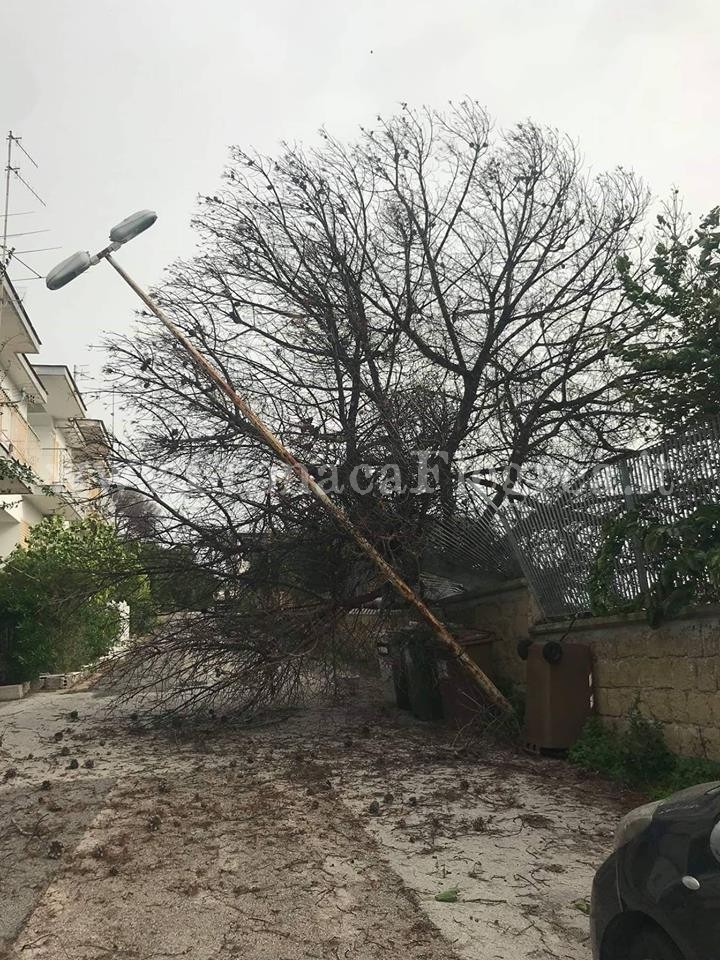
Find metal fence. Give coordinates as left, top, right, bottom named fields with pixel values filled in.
left=434, top=418, right=720, bottom=619
left=430, top=507, right=521, bottom=584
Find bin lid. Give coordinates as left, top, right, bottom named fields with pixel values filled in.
left=454, top=627, right=496, bottom=646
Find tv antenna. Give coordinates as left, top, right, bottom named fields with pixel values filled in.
left=1, top=131, right=53, bottom=287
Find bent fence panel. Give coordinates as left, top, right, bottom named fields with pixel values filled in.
left=441, top=418, right=720, bottom=619
left=504, top=417, right=720, bottom=618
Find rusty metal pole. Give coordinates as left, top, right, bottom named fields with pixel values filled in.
left=103, top=252, right=512, bottom=716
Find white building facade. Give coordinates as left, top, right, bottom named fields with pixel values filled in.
left=0, top=276, right=110, bottom=556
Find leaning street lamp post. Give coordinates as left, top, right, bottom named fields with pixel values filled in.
left=47, top=211, right=512, bottom=716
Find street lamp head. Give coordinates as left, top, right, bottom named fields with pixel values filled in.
left=109, top=209, right=157, bottom=245
left=46, top=251, right=92, bottom=290
left=46, top=209, right=158, bottom=291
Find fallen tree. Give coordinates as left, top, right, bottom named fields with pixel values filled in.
left=102, top=102, right=653, bottom=719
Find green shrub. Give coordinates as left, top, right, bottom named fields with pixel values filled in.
left=569, top=716, right=628, bottom=781
left=589, top=505, right=720, bottom=624
left=620, top=702, right=675, bottom=784
left=657, top=756, right=720, bottom=798
left=0, top=516, right=153, bottom=683
left=568, top=700, right=713, bottom=794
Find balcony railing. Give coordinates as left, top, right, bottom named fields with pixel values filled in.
left=0, top=397, right=41, bottom=472
left=41, top=445, right=76, bottom=487
left=0, top=393, right=104, bottom=509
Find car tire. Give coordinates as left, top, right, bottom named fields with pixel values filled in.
left=622, top=926, right=683, bottom=960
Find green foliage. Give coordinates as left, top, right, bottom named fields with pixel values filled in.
left=619, top=703, right=675, bottom=785
left=569, top=706, right=672, bottom=785
left=0, top=457, right=36, bottom=487
left=0, top=516, right=153, bottom=684
left=588, top=512, right=642, bottom=617
left=617, top=202, right=720, bottom=429
left=569, top=717, right=627, bottom=780
left=570, top=701, right=720, bottom=795
left=661, top=756, right=720, bottom=798
left=138, top=542, right=217, bottom=613
left=589, top=505, right=720, bottom=624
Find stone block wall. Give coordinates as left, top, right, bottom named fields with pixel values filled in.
left=532, top=607, right=720, bottom=760
left=440, top=581, right=720, bottom=760
left=355, top=580, right=720, bottom=760
left=438, top=579, right=541, bottom=689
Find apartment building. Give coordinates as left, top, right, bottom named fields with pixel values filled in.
left=0, top=275, right=111, bottom=556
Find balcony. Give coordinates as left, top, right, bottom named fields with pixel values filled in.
left=0, top=392, right=104, bottom=516
left=45, top=444, right=73, bottom=487
left=41, top=445, right=104, bottom=517
left=0, top=396, right=41, bottom=474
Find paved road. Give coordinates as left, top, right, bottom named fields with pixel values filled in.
left=0, top=683, right=633, bottom=960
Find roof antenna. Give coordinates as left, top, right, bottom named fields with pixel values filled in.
left=2, top=131, right=49, bottom=289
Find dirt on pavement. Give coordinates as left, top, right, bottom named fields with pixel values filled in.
left=0, top=680, right=640, bottom=960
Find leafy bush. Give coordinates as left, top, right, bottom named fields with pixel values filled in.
left=619, top=703, right=675, bottom=784
left=569, top=717, right=628, bottom=781
left=570, top=701, right=720, bottom=795
left=589, top=505, right=720, bottom=624
left=0, top=516, right=153, bottom=684
left=662, top=756, right=720, bottom=797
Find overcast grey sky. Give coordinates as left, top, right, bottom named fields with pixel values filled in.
left=2, top=0, right=718, bottom=419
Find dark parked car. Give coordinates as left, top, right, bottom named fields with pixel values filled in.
left=591, top=781, right=720, bottom=959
